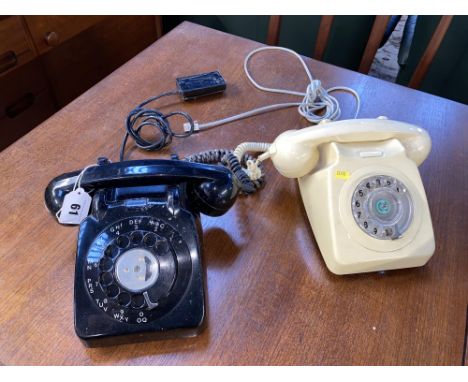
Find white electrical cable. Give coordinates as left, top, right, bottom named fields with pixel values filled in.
left=74, top=164, right=99, bottom=191
left=233, top=142, right=272, bottom=161
left=233, top=142, right=271, bottom=181
left=185, top=46, right=360, bottom=132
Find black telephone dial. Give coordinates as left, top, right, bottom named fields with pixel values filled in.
left=45, top=159, right=238, bottom=347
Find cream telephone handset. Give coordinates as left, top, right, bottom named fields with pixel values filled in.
left=262, top=118, right=435, bottom=274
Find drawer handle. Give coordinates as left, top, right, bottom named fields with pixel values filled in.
left=0, top=50, right=18, bottom=74
left=45, top=31, right=60, bottom=46
left=6, top=93, right=35, bottom=118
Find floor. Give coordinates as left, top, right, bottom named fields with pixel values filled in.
left=369, top=16, right=408, bottom=82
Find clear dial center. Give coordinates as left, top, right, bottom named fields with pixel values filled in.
left=114, top=248, right=159, bottom=292
left=351, top=175, right=413, bottom=240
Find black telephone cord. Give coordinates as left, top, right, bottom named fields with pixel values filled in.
left=119, top=93, right=264, bottom=195
left=185, top=149, right=264, bottom=195
left=119, top=91, right=195, bottom=161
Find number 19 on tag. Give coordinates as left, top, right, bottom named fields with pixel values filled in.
left=69, top=203, right=81, bottom=215
left=57, top=187, right=92, bottom=225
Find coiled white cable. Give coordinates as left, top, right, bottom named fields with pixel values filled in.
left=233, top=142, right=272, bottom=161
left=186, top=46, right=360, bottom=132
left=233, top=142, right=271, bottom=180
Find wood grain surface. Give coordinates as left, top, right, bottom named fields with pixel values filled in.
left=0, top=22, right=467, bottom=365
left=408, top=16, right=454, bottom=89
left=266, top=15, right=281, bottom=46
left=358, top=15, right=391, bottom=74
left=313, top=16, right=334, bottom=60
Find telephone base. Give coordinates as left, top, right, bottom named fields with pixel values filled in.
left=73, top=187, right=206, bottom=347
left=78, top=323, right=205, bottom=348
left=297, top=137, right=435, bottom=275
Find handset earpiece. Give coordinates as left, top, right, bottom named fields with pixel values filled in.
left=188, top=172, right=239, bottom=217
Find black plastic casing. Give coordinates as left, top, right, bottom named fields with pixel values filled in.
left=74, top=188, right=204, bottom=347
left=44, top=159, right=238, bottom=347
left=176, top=71, right=226, bottom=100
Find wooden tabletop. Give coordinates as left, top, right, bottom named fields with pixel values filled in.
left=0, top=22, right=467, bottom=365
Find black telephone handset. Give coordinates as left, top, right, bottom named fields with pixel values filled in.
left=45, top=159, right=238, bottom=347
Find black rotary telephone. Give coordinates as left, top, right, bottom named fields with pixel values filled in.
left=45, top=158, right=238, bottom=347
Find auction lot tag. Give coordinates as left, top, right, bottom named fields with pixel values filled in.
left=56, top=188, right=91, bottom=225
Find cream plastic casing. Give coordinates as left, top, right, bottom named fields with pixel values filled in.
left=267, top=118, right=435, bottom=274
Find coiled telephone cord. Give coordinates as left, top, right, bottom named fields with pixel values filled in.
left=185, top=149, right=264, bottom=195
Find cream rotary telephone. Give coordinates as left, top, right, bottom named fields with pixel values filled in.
left=258, top=118, right=435, bottom=274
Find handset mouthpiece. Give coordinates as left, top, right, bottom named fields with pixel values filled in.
left=268, top=129, right=320, bottom=178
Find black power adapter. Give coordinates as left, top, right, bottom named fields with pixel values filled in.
left=176, top=71, right=226, bottom=100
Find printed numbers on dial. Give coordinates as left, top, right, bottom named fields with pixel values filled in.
left=84, top=215, right=192, bottom=325
left=351, top=175, right=413, bottom=240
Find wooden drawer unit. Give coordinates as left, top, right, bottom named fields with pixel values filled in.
left=0, top=60, right=56, bottom=150
left=24, top=16, right=107, bottom=54
left=41, top=16, right=157, bottom=107
left=0, top=16, right=37, bottom=77
left=0, top=16, right=159, bottom=151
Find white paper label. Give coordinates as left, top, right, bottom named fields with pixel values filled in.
left=57, top=187, right=92, bottom=225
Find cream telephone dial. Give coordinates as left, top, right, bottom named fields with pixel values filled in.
left=260, top=118, right=435, bottom=274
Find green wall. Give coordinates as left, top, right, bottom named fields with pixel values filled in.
left=163, top=16, right=375, bottom=71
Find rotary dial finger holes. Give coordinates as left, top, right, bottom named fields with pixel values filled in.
left=351, top=175, right=413, bottom=240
